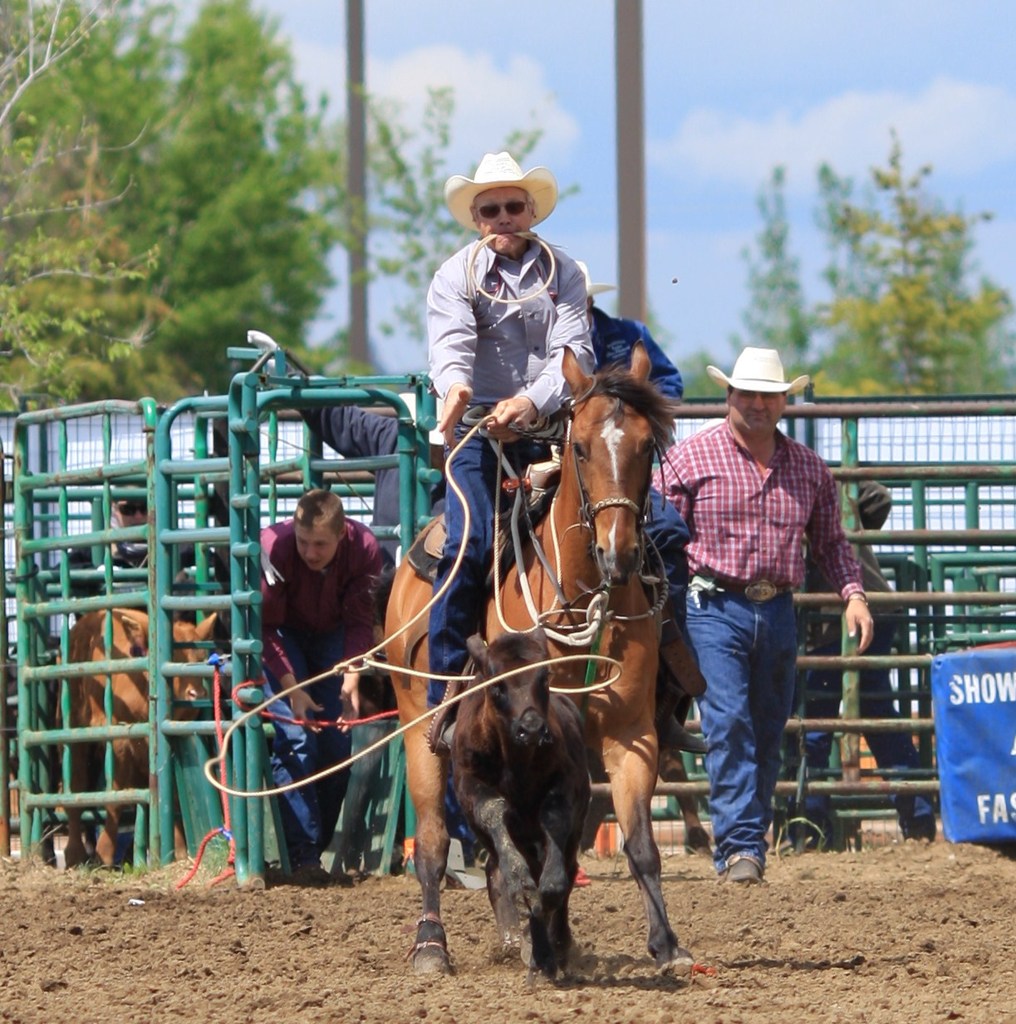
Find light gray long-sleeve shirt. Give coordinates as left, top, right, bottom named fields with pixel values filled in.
left=427, top=238, right=594, bottom=416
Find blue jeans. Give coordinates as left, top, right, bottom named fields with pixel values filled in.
left=644, top=488, right=690, bottom=629
left=427, top=432, right=549, bottom=706
left=789, top=621, right=933, bottom=838
left=686, top=589, right=798, bottom=874
left=263, top=626, right=352, bottom=869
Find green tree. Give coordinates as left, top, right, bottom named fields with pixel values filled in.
left=734, top=137, right=1013, bottom=396
left=814, top=136, right=1013, bottom=395
left=8, top=0, right=343, bottom=403
left=140, top=0, right=340, bottom=397
left=0, top=0, right=154, bottom=409
left=3, top=1, right=553, bottom=404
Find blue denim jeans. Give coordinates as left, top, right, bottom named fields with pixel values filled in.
left=644, top=488, right=690, bottom=629
left=789, top=620, right=933, bottom=838
left=263, top=626, right=352, bottom=869
left=686, top=588, right=798, bottom=874
left=427, top=432, right=549, bottom=706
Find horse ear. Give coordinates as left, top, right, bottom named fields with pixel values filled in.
left=563, top=347, right=593, bottom=399
left=629, top=341, right=651, bottom=383
left=466, top=634, right=490, bottom=675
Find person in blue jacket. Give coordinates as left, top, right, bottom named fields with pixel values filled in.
left=300, top=404, right=444, bottom=569
left=577, top=261, right=684, bottom=401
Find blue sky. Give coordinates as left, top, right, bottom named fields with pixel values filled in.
left=253, top=0, right=1016, bottom=376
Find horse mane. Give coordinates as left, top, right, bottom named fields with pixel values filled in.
left=576, top=364, right=679, bottom=451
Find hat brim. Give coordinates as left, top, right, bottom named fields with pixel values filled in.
left=445, top=167, right=558, bottom=230
left=706, top=365, right=810, bottom=395
left=587, top=282, right=616, bottom=297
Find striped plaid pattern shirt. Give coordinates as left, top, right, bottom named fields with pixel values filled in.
left=654, top=420, right=863, bottom=598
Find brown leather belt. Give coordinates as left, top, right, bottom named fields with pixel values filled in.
left=718, top=579, right=792, bottom=603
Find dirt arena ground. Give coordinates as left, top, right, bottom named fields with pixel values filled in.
left=2, top=838, right=1015, bottom=1024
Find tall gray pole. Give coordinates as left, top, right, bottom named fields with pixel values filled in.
left=346, top=0, right=369, bottom=366
left=615, top=0, right=646, bottom=322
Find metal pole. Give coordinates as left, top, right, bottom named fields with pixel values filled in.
left=346, top=0, right=369, bottom=366
left=615, top=0, right=646, bottom=322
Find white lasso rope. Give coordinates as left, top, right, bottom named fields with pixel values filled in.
left=466, top=231, right=557, bottom=305
left=203, top=652, right=622, bottom=800
left=203, top=420, right=622, bottom=801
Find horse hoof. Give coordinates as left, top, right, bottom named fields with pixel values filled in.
left=657, top=946, right=695, bottom=981
left=412, top=947, right=452, bottom=975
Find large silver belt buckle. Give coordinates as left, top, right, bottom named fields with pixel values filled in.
left=744, top=580, right=778, bottom=603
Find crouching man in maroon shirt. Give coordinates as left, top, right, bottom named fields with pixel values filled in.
left=260, top=489, right=382, bottom=883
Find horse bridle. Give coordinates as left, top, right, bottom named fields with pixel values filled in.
left=567, top=393, right=650, bottom=533
left=563, top=392, right=666, bottom=627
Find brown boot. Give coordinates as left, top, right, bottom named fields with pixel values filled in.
left=659, top=615, right=707, bottom=697
left=426, top=677, right=467, bottom=756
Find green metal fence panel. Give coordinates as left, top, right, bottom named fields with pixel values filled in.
left=1, top=433, right=11, bottom=857
left=216, top=341, right=434, bottom=885
left=10, top=380, right=1016, bottom=866
left=13, top=400, right=161, bottom=864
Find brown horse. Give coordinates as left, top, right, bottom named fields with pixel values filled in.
left=384, top=343, right=695, bottom=976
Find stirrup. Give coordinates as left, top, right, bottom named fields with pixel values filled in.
left=426, top=677, right=467, bottom=756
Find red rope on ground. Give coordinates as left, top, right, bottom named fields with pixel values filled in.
left=175, top=827, right=231, bottom=890
left=176, top=661, right=237, bottom=890
left=178, top=667, right=398, bottom=890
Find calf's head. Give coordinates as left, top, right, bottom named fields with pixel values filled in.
left=116, top=611, right=219, bottom=710
left=467, top=629, right=552, bottom=749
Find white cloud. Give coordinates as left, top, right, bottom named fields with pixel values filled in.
left=286, top=40, right=580, bottom=172
left=652, top=77, right=1016, bottom=190
left=369, top=46, right=579, bottom=169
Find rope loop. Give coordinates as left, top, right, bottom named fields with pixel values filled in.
left=466, top=231, right=557, bottom=306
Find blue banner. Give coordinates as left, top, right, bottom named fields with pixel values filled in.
left=931, top=645, right=1016, bottom=844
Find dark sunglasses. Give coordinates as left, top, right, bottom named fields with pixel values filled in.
left=475, top=199, right=528, bottom=219
left=117, top=501, right=147, bottom=516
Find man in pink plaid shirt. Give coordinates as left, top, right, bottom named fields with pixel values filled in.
left=654, top=347, right=873, bottom=884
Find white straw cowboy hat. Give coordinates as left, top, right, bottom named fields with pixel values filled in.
left=706, top=347, right=810, bottom=394
left=444, top=151, right=559, bottom=230
left=575, top=261, right=616, bottom=299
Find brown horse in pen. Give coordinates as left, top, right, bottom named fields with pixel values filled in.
left=384, top=344, right=695, bottom=976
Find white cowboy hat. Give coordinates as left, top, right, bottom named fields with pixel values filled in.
left=444, top=151, right=559, bottom=230
left=706, top=347, right=810, bottom=394
left=575, top=261, right=616, bottom=299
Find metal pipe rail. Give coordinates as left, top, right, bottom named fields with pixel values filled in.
left=591, top=779, right=942, bottom=799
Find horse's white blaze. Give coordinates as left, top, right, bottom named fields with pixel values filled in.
left=607, top=519, right=621, bottom=559
left=601, top=418, right=624, bottom=480
left=601, top=418, right=625, bottom=559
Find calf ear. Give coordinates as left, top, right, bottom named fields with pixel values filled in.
left=193, top=613, right=219, bottom=643
left=466, top=634, right=489, bottom=676
left=118, top=612, right=149, bottom=655
left=530, top=626, right=549, bottom=658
